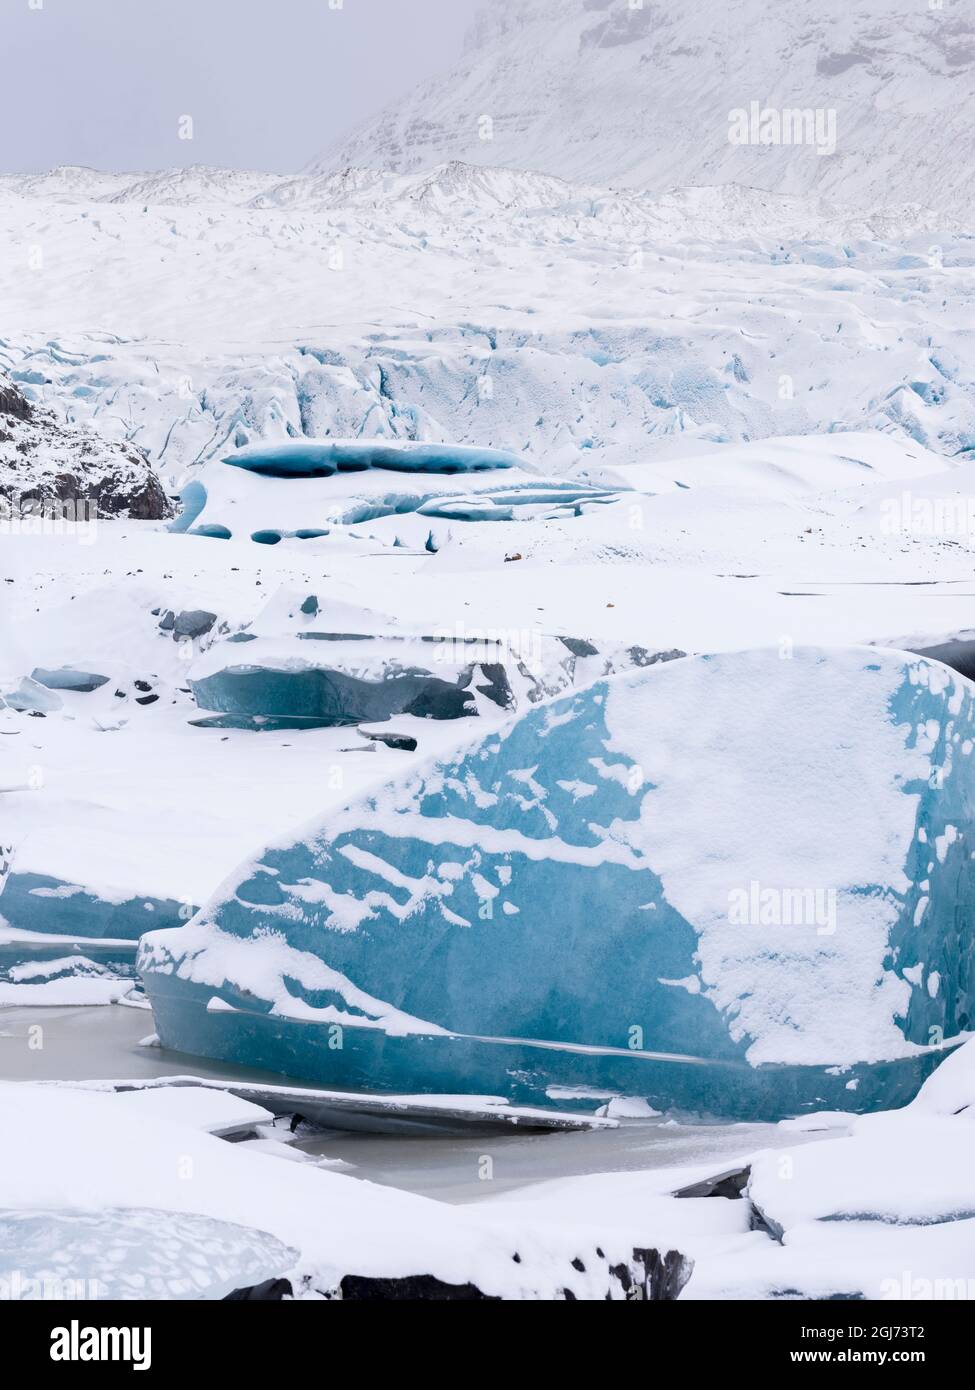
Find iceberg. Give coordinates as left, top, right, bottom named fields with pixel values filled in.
left=186, top=591, right=671, bottom=730
left=138, top=646, right=975, bottom=1120
left=0, top=1207, right=297, bottom=1301
left=0, top=872, right=183, bottom=941
left=220, top=439, right=524, bottom=478
left=169, top=438, right=622, bottom=546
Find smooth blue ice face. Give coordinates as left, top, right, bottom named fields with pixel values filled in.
left=138, top=647, right=975, bottom=1120
left=30, top=668, right=109, bottom=694
left=1, top=873, right=184, bottom=940
left=222, top=440, right=522, bottom=478
left=189, top=665, right=486, bottom=725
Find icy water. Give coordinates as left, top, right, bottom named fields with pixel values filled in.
left=289, top=1119, right=815, bottom=1203
left=0, top=1005, right=819, bottom=1204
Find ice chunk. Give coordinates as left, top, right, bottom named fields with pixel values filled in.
left=186, top=593, right=653, bottom=729
left=30, top=667, right=109, bottom=693
left=139, top=647, right=975, bottom=1120
left=1, top=872, right=184, bottom=940
left=2, top=679, right=63, bottom=714
left=222, top=439, right=523, bottom=478
left=0, top=934, right=138, bottom=988
left=747, top=1041, right=975, bottom=1253
left=169, top=439, right=622, bottom=545
left=0, top=1207, right=297, bottom=1301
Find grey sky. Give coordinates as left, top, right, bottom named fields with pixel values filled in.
left=1, top=0, right=481, bottom=174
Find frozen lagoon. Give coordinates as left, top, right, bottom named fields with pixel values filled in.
left=0, top=1003, right=821, bottom=1205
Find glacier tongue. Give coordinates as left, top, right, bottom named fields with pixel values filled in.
left=139, top=645, right=975, bottom=1120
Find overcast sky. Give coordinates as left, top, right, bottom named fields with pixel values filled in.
left=1, top=0, right=480, bottom=174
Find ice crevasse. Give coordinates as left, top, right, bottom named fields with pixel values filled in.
left=138, top=646, right=975, bottom=1120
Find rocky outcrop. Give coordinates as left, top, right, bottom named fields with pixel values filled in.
left=0, top=377, right=173, bottom=521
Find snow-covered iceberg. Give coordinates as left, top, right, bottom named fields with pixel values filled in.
left=186, top=591, right=677, bottom=730
left=171, top=438, right=621, bottom=548
left=138, top=646, right=975, bottom=1119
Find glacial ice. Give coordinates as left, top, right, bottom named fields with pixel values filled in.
left=30, top=667, right=109, bottom=694
left=185, top=592, right=670, bottom=730
left=169, top=439, right=622, bottom=545
left=0, top=1206, right=297, bottom=1301
left=139, top=646, right=975, bottom=1120
left=1, top=871, right=183, bottom=941
left=222, top=439, right=523, bottom=478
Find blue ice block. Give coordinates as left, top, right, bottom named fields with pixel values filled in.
left=138, top=647, right=975, bottom=1119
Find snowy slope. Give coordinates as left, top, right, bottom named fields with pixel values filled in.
left=313, top=0, right=975, bottom=217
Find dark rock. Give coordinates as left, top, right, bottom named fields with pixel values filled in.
left=174, top=609, right=217, bottom=640
left=472, top=662, right=515, bottom=710
left=224, top=1278, right=293, bottom=1302
left=359, top=729, right=419, bottom=753
left=674, top=1164, right=750, bottom=1200
left=0, top=376, right=173, bottom=521
left=339, top=1273, right=501, bottom=1301
left=633, top=1248, right=694, bottom=1300
left=559, top=636, right=599, bottom=658
left=628, top=646, right=687, bottom=668
left=0, top=382, right=32, bottom=422
left=610, top=1248, right=693, bottom=1301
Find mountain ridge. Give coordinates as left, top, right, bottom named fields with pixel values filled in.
left=308, top=0, right=975, bottom=217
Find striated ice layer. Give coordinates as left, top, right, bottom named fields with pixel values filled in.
left=138, top=647, right=975, bottom=1120
left=185, top=590, right=678, bottom=731
left=169, top=439, right=622, bottom=547
left=221, top=439, right=523, bottom=477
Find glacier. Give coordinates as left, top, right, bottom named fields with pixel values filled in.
left=138, top=645, right=975, bottom=1120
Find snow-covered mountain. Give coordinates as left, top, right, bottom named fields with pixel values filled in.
left=312, top=0, right=975, bottom=217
